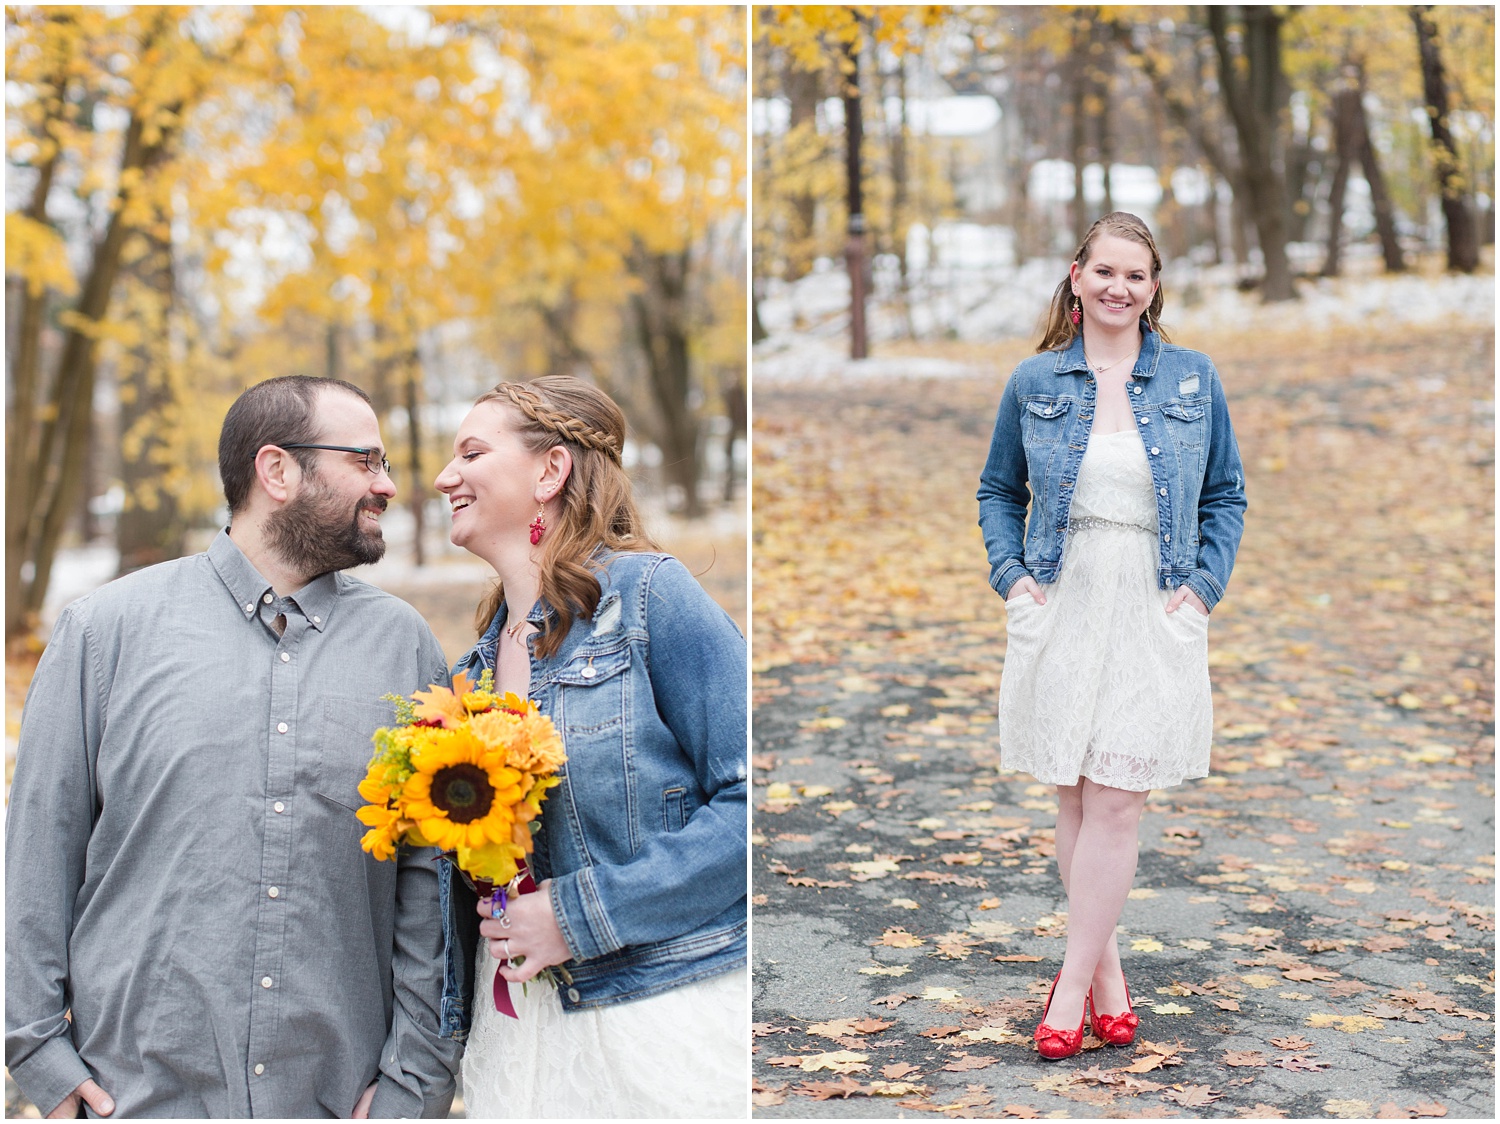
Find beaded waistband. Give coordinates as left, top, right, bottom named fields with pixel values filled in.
left=1069, top=515, right=1155, bottom=535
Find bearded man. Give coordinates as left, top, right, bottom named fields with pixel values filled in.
left=5, top=377, right=460, bottom=1117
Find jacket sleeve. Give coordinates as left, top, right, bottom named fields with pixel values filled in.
left=977, top=367, right=1034, bottom=599
left=369, top=640, right=461, bottom=1119
left=548, top=558, right=746, bottom=960
left=4, top=606, right=103, bottom=1117
left=1183, top=363, right=1247, bottom=612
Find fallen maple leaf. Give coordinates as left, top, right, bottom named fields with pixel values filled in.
left=751, top=1088, right=786, bottom=1107
left=1273, top=1054, right=1328, bottom=1072
left=1325, top=1099, right=1375, bottom=1118
left=796, top=1049, right=870, bottom=1074
left=1161, top=1085, right=1221, bottom=1107
left=859, top=964, right=911, bottom=976
left=794, top=1075, right=867, bottom=1100
left=1222, top=1050, right=1267, bottom=1067
left=881, top=1061, right=920, bottom=1080
left=920, top=1025, right=962, bottom=1039
left=942, top=1053, right=996, bottom=1072
left=1234, top=1105, right=1290, bottom=1118
left=876, top=926, right=924, bottom=948
left=1410, top=1102, right=1448, bottom=1117
left=1213, top=998, right=1242, bottom=1011
left=1000, top=1105, right=1042, bottom=1119
left=1150, top=1002, right=1193, bottom=1016
left=1376, top=1106, right=1412, bottom=1120
left=851, top=1017, right=894, bottom=1034
left=871, top=990, right=918, bottom=1008
left=751, top=1022, right=792, bottom=1037
left=992, top=953, right=1044, bottom=962
left=1269, top=1034, right=1313, bottom=1050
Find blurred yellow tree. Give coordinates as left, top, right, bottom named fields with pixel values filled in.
left=5, top=5, right=746, bottom=641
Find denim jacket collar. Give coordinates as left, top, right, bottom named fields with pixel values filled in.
left=1053, top=322, right=1163, bottom=380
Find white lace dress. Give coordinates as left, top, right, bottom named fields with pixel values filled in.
left=461, top=952, right=747, bottom=1119
left=998, top=429, right=1212, bottom=792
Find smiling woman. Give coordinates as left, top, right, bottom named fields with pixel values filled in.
left=978, top=212, right=1248, bottom=1061
left=431, top=376, right=748, bottom=1119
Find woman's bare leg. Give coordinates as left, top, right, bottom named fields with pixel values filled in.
left=1041, top=779, right=1148, bottom=1028
left=1054, top=781, right=1131, bottom=1015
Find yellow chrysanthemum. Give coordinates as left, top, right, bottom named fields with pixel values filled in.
left=402, top=728, right=525, bottom=853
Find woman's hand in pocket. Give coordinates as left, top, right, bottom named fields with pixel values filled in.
left=1007, top=576, right=1046, bottom=606
left=1166, top=586, right=1209, bottom=617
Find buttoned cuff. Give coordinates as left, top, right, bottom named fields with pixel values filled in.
left=548, top=867, right=619, bottom=963
left=368, top=1073, right=425, bottom=1119
left=8, top=1033, right=92, bottom=1119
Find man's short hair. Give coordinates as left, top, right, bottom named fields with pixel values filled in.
left=218, top=377, right=373, bottom=514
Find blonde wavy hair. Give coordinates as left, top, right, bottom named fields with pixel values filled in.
left=1037, top=211, right=1171, bottom=352
left=472, top=376, right=658, bottom=658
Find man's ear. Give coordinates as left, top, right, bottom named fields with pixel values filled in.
left=537, top=445, right=573, bottom=502
left=253, top=445, right=300, bottom=505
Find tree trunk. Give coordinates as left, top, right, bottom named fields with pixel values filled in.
left=1321, top=83, right=1359, bottom=277
left=1208, top=5, right=1296, bottom=301
left=629, top=245, right=702, bottom=518
left=1410, top=6, right=1478, bottom=272
left=1354, top=73, right=1406, bottom=273
left=10, top=96, right=184, bottom=638
left=116, top=227, right=187, bottom=574
left=1069, top=15, right=1090, bottom=247
left=782, top=44, right=822, bottom=282
left=404, top=347, right=425, bottom=567
left=842, top=28, right=868, bottom=360
left=888, top=52, right=914, bottom=339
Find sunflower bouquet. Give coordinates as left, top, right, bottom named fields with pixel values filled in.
left=356, top=669, right=566, bottom=888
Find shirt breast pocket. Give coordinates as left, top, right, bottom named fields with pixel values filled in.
left=318, top=697, right=397, bottom=812
left=1021, top=397, right=1071, bottom=446
left=551, top=649, right=635, bottom=858
left=1161, top=399, right=1207, bottom=448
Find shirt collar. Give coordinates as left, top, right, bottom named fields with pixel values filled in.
left=1052, top=323, right=1161, bottom=379
left=208, top=528, right=339, bottom=632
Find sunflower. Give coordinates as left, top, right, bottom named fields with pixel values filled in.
left=402, top=728, right=525, bottom=853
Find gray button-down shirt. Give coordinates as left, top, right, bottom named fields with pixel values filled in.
left=5, top=530, right=459, bottom=1117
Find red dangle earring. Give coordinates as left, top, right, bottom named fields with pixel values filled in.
left=529, top=506, right=546, bottom=545
left=1070, top=294, right=1082, bottom=326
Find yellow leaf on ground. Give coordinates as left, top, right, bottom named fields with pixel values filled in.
left=1131, top=938, right=1165, bottom=952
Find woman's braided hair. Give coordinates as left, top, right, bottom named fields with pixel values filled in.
left=472, top=376, right=657, bottom=657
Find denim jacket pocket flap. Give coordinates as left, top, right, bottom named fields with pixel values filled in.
left=1024, top=398, right=1069, bottom=419
left=553, top=647, right=631, bottom=688
left=1162, top=401, right=1206, bottom=422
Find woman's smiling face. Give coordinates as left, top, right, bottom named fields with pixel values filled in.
left=1071, top=233, right=1158, bottom=336
left=433, top=401, right=548, bottom=557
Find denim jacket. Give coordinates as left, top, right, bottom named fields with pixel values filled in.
left=977, top=328, right=1246, bottom=610
left=437, top=552, right=746, bottom=1035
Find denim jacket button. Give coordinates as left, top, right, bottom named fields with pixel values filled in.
left=1150, top=447, right=1160, bottom=455
left=1164, top=534, right=1171, bottom=543
left=1139, top=416, right=1150, bottom=424
left=1133, top=385, right=1143, bottom=394
left=581, top=666, right=597, bottom=679
left=1159, top=487, right=1167, bottom=496
left=567, top=987, right=581, bottom=1002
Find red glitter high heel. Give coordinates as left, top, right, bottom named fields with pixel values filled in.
left=1033, top=972, right=1087, bottom=1060
left=1088, top=973, right=1140, bottom=1045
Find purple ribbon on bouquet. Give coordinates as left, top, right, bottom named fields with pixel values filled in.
left=488, top=868, right=539, bottom=1019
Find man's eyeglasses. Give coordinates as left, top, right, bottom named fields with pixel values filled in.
left=276, top=444, right=392, bottom=476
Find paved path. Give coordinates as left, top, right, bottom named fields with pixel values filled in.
left=751, top=329, right=1494, bottom=1118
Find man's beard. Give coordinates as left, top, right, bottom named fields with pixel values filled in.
left=264, top=474, right=388, bottom=577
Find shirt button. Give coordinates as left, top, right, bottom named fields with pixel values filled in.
left=312, top=616, right=321, bottom=624
left=567, top=987, right=581, bottom=1002
left=261, top=976, right=273, bottom=988
left=276, top=722, right=288, bottom=734
left=268, top=887, right=280, bottom=899
left=273, top=801, right=286, bottom=813
left=263, top=593, right=274, bottom=604
left=244, top=603, right=254, bottom=614
left=280, top=652, right=290, bottom=663
left=254, top=1064, right=265, bottom=1076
